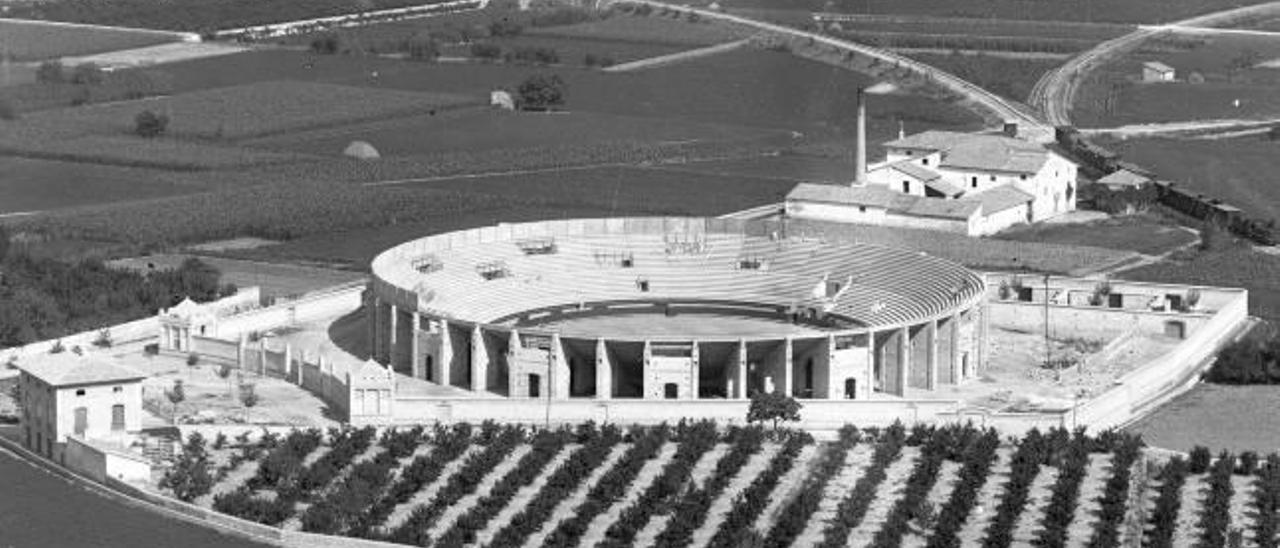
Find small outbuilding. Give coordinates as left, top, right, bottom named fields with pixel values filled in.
left=1142, top=61, right=1176, bottom=82
left=490, top=90, right=515, bottom=110
left=1097, top=167, right=1153, bottom=190
left=343, top=140, right=380, bottom=161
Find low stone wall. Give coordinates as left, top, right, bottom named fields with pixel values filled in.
left=213, top=283, right=362, bottom=339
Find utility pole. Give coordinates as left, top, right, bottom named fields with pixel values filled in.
left=1045, top=273, right=1055, bottom=383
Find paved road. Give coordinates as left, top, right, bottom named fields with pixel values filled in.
left=603, top=0, right=1052, bottom=138
left=1028, top=1, right=1280, bottom=127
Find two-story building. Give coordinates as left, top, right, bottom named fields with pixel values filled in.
left=17, top=353, right=146, bottom=463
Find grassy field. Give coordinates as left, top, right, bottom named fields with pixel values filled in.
left=903, top=51, right=1059, bottom=102
left=714, top=0, right=1276, bottom=24
left=5, top=0, right=456, bottom=31
left=1074, top=34, right=1280, bottom=127
left=245, top=109, right=786, bottom=157
left=0, top=157, right=208, bottom=214
left=526, top=12, right=754, bottom=46
left=24, top=81, right=479, bottom=141
left=1104, top=136, right=1280, bottom=224
left=995, top=212, right=1199, bottom=256
left=106, top=254, right=365, bottom=297
left=822, top=16, right=1132, bottom=41
left=0, top=19, right=179, bottom=61
left=1127, top=383, right=1280, bottom=452
left=439, top=35, right=686, bottom=65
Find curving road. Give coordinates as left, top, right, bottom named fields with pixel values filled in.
left=602, top=0, right=1052, bottom=139
left=1029, top=1, right=1280, bottom=127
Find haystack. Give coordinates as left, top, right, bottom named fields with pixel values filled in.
left=343, top=140, right=380, bottom=160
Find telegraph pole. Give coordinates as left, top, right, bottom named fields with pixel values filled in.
left=1045, top=273, right=1055, bottom=383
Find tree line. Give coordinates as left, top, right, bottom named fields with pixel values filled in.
left=0, top=226, right=234, bottom=348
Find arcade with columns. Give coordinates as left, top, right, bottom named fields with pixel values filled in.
left=362, top=292, right=989, bottom=401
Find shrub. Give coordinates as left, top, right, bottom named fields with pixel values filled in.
left=405, top=32, right=439, bottom=60
left=471, top=42, right=502, bottom=60
left=1146, top=457, right=1189, bottom=547
left=819, top=423, right=905, bottom=547
left=135, top=110, right=169, bottom=138
left=92, top=329, right=113, bottom=348
left=310, top=32, right=344, bottom=54
left=49, top=339, right=65, bottom=354
left=186, top=353, right=199, bottom=366
left=161, top=433, right=215, bottom=501
left=747, top=391, right=802, bottom=430
left=515, top=73, right=566, bottom=111
left=36, top=61, right=63, bottom=84
left=1189, top=445, right=1212, bottom=474
left=70, top=63, right=104, bottom=86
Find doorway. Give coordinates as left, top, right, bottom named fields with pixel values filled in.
left=664, top=383, right=679, bottom=399
left=528, top=374, right=541, bottom=398
left=844, top=378, right=857, bottom=399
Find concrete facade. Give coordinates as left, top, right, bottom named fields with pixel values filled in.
left=16, top=355, right=145, bottom=463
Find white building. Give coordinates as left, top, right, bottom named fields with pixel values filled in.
left=787, top=129, right=1077, bottom=236
left=1142, top=61, right=1176, bottom=82
left=17, top=353, right=146, bottom=463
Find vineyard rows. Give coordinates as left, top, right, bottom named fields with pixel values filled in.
left=159, top=422, right=1280, bottom=548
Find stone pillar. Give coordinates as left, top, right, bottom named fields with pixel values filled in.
left=237, top=334, right=246, bottom=370
left=689, top=343, right=700, bottom=400
left=737, top=339, right=748, bottom=399
left=438, top=320, right=452, bottom=387
left=979, top=302, right=991, bottom=376
left=897, top=326, right=910, bottom=397
left=595, top=339, right=612, bottom=399
left=551, top=333, right=570, bottom=398
left=284, top=343, right=293, bottom=380
left=387, top=304, right=398, bottom=367
left=868, top=331, right=878, bottom=394
left=471, top=325, right=488, bottom=393
left=642, top=340, right=653, bottom=400
left=367, top=295, right=378, bottom=361
left=926, top=320, right=939, bottom=391
left=780, top=336, right=794, bottom=396
left=410, top=313, right=422, bottom=379
left=950, top=313, right=962, bottom=383
left=507, top=330, right=521, bottom=397
left=258, top=338, right=267, bottom=376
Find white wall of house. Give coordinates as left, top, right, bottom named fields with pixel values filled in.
left=976, top=203, right=1031, bottom=235
left=785, top=200, right=888, bottom=224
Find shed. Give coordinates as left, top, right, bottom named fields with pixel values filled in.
left=1097, top=168, right=1152, bottom=190
left=1142, top=61, right=1175, bottom=82
left=490, top=90, right=515, bottom=110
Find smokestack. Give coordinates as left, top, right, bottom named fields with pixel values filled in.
left=854, top=87, right=866, bottom=186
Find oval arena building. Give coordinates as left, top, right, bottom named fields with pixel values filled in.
left=366, top=218, right=989, bottom=405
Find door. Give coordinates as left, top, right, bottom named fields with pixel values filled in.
left=804, top=358, right=815, bottom=398
left=425, top=355, right=434, bottom=382
left=844, top=378, right=857, bottom=399
left=111, top=404, right=125, bottom=431
left=528, top=374, right=541, bottom=398
left=73, top=407, right=88, bottom=436
left=1164, top=321, right=1186, bottom=339
left=664, top=383, right=679, bottom=399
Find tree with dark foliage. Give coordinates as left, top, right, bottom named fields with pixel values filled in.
left=747, top=390, right=802, bottom=430
left=516, top=74, right=566, bottom=111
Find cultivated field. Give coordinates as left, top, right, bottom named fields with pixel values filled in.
left=25, top=81, right=479, bottom=141
left=1127, top=383, right=1280, bottom=452
left=1122, top=246, right=1280, bottom=322
left=526, top=12, right=755, bottom=46
left=995, top=212, right=1198, bottom=256
left=106, top=254, right=365, bottom=298
left=0, top=157, right=207, bottom=214
left=902, top=52, right=1060, bottom=103
left=439, top=35, right=687, bottom=65
left=155, top=420, right=1278, bottom=548
left=4, top=0, right=457, bottom=31
left=1104, top=136, right=1280, bottom=223
left=0, top=18, right=182, bottom=61
left=1073, top=34, right=1280, bottom=127
left=711, top=0, right=1278, bottom=24
left=246, top=109, right=784, bottom=157
left=823, top=17, right=1129, bottom=55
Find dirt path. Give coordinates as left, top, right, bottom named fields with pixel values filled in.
left=1230, top=474, right=1258, bottom=545
left=577, top=442, right=678, bottom=547
left=846, top=446, right=921, bottom=546
left=604, top=40, right=751, bottom=72
left=691, top=443, right=782, bottom=547
left=1064, top=453, right=1115, bottom=548
left=900, top=459, right=964, bottom=548
left=425, top=444, right=533, bottom=541
left=1011, top=465, right=1060, bottom=545
left=1172, top=474, right=1207, bottom=547
left=521, top=444, right=629, bottom=548
left=752, top=444, right=822, bottom=535
left=956, top=448, right=1013, bottom=545
left=793, top=443, right=875, bottom=546
left=381, top=445, right=481, bottom=533
left=634, top=443, right=730, bottom=547
left=469, top=443, right=577, bottom=547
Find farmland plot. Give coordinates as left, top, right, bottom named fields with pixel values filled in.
left=162, top=423, right=1239, bottom=548
left=0, top=18, right=182, bottom=61
left=5, top=0, right=459, bottom=32
left=526, top=12, right=755, bottom=46
left=711, top=0, right=1276, bottom=24
left=0, top=157, right=207, bottom=214
left=438, top=35, right=687, bottom=65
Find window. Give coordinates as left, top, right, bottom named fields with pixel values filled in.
left=990, top=175, right=996, bottom=182
left=113, top=386, right=122, bottom=393
left=73, top=407, right=88, bottom=436
left=636, top=279, right=650, bottom=292
left=111, top=405, right=125, bottom=431
left=901, top=181, right=910, bottom=193
left=971, top=176, right=978, bottom=188
left=858, top=206, right=866, bottom=213
left=922, top=158, right=929, bottom=166
left=75, top=389, right=86, bottom=397
left=1020, top=174, right=1028, bottom=181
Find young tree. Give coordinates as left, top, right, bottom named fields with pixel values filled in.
left=161, top=432, right=214, bottom=501
left=69, top=63, right=104, bottom=86
left=516, top=74, right=566, bottom=111
left=135, top=110, right=169, bottom=138
left=405, top=31, right=439, bottom=60
left=747, top=391, right=802, bottom=430
left=217, top=363, right=233, bottom=397
left=166, top=379, right=186, bottom=424
left=35, top=61, right=63, bottom=84
left=239, top=383, right=259, bottom=422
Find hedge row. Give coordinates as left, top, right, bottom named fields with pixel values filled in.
left=980, top=429, right=1048, bottom=548
left=540, top=424, right=671, bottom=548
left=818, top=423, right=907, bottom=547
left=352, top=423, right=476, bottom=537
left=487, top=424, right=626, bottom=547
left=1197, top=453, right=1237, bottom=548
left=761, top=425, right=860, bottom=548
left=1034, top=433, right=1092, bottom=548
left=599, top=421, right=721, bottom=547
left=1145, top=457, right=1189, bottom=548
left=1256, top=455, right=1280, bottom=548
left=1085, top=436, right=1144, bottom=548
left=653, top=426, right=766, bottom=548
left=870, top=431, right=949, bottom=548
left=300, top=427, right=425, bottom=535
left=707, top=432, right=812, bottom=548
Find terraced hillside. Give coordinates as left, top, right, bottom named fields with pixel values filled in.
left=155, top=421, right=1276, bottom=548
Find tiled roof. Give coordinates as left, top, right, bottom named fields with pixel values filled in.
left=18, top=354, right=147, bottom=387
left=884, top=130, right=1050, bottom=174
left=1098, top=169, right=1151, bottom=187
left=888, top=161, right=940, bottom=182
left=893, top=195, right=982, bottom=220
left=787, top=182, right=899, bottom=209
left=1144, top=61, right=1174, bottom=73
left=964, top=184, right=1034, bottom=213
left=924, top=178, right=964, bottom=198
